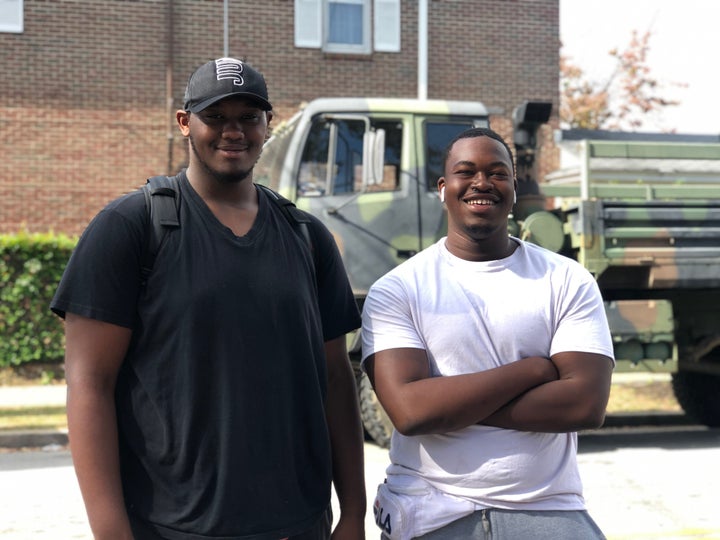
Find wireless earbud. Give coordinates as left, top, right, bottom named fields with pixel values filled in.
left=513, top=192, right=517, bottom=204
left=440, top=187, right=445, bottom=203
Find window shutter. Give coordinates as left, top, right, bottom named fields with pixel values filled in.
left=0, top=0, right=24, bottom=33
left=373, top=0, right=400, bottom=52
left=295, top=0, right=322, bottom=48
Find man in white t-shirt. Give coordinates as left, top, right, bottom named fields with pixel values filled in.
left=361, top=127, right=614, bottom=540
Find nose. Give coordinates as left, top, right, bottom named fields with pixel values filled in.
left=471, top=171, right=491, bottom=189
left=222, top=119, right=245, bottom=138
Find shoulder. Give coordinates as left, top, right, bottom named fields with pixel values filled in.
left=86, top=188, right=147, bottom=236
left=370, top=241, right=442, bottom=293
left=516, top=239, right=592, bottom=277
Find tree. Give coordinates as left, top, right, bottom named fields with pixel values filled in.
left=560, top=31, right=684, bottom=131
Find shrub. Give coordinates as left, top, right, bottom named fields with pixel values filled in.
left=0, top=231, right=77, bottom=368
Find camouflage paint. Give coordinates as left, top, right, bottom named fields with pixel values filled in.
left=541, top=140, right=720, bottom=376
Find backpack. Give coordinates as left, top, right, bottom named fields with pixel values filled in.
left=140, top=175, right=314, bottom=285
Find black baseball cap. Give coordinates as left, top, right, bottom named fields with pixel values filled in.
left=183, top=57, right=272, bottom=113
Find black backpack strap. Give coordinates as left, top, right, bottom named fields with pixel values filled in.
left=141, top=175, right=180, bottom=285
left=257, top=184, right=315, bottom=262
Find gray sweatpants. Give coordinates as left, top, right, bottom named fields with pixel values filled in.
left=383, top=508, right=606, bottom=540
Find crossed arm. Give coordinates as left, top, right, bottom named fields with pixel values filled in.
left=364, top=347, right=613, bottom=436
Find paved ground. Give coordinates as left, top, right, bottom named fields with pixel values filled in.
left=1, top=374, right=719, bottom=539
left=0, top=384, right=66, bottom=408
left=2, top=428, right=719, bottom=540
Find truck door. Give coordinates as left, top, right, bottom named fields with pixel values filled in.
left=294, top=114, right=410, bottom=295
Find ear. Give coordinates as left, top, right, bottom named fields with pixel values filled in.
left=264, top=111, right=274, bottom=141
left=437, top=178, right=446, bottom=202
left=176, top=110, right=190, bottom=137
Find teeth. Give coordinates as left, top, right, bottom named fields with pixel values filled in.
left=466, top=200, right=495, bottom=206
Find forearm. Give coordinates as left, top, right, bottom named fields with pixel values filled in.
left=483, top=358, right=613, bottom=432
left=373, top=354, right=557, bottom=436
left=325, top=359, right=366, bottom=534
left=67, top=382, right=133, bottom=539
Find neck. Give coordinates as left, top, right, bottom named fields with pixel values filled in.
left=186, top=165, right=257, bottom=208
left=444, top=230, right=517, bottom=262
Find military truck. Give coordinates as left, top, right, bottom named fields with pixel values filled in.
left=539, top=130, right=720, bottom=432
left=254, top=98, right=720, bottom=447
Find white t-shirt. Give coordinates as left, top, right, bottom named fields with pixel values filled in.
left=361, top=237, right=614, bottom=511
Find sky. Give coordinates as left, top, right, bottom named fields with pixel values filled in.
left=559, top=0, right=720, bottom=134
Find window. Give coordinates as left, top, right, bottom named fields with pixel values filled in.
left=298, top=117, right=402, bottom=196
left=294, top=0, right=400, bottom=54
left=327, top=0, right=367, bottom=53
left=0, top=0, right=23, bottom=33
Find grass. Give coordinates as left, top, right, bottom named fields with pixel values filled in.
left=0, top=405, right=67, bottom=431
left=0, top=367, right=683, bottom=433
left=0, top=364, right=67, bottom=432
left=606, top=377, right=682, bottom=414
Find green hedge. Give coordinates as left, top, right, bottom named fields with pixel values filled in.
left=0, top=232, right=77, bottom=368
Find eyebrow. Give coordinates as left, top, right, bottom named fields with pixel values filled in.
left=450, top=160, right=510, bottom=169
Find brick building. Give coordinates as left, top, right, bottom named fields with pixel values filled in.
left=0, top=0, right=559, bottom=235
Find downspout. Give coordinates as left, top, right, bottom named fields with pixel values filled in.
left=223, top=0, right=229, bottom=57
left=417, top=0, right=428, bottom=100
left=416, top=0, right=428, bottom=251
left=166, top=0, right=175, bottom=174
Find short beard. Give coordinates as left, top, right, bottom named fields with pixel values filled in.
left=188, top=134, right=255, bottom=184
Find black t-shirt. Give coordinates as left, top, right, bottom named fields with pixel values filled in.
left=51, top=173, right=361, bottom=539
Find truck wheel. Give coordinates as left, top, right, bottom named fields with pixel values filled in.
left=358, top=373, right=393, bottom=449
left=671, top=371, right=720, bottom=427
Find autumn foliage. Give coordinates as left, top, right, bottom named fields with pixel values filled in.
left=560, top=31, right=684, bottom=130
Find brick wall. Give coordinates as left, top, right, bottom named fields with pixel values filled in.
left=0, top=0, right=559, bottom=236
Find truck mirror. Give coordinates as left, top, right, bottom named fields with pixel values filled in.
left=361, top=128, right=386, bottom=189
left=372, top=128, right=386, bottom=185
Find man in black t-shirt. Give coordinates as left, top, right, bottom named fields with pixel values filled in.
left=51, top=57, right=366, bottom=540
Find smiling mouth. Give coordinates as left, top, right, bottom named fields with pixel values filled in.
left=465, top=198, right=497, bottom=206
left=217, top=146, right=249, bottom=154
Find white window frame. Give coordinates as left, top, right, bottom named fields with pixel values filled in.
left=0, top=0, right=23, bottom=33
left=323, top=0, right=370, bottom=54
left=294, top=0, right=399, bottom=54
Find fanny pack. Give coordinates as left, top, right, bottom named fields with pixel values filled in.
left=373, top=474, right=477, bottom=540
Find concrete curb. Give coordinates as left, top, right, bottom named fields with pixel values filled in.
left=0, top=429, right=69, bottom=449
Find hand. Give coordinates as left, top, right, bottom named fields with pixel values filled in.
left=331, top=514, right=365, bottom=540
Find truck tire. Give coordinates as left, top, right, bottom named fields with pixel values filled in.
left=358, top=373, right=393, bottom=449
left=671, top=371, right=720, bottom=427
